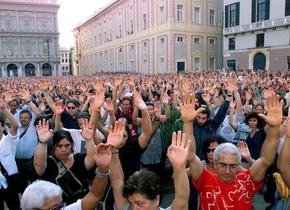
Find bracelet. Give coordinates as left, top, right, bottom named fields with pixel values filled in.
left=112, top=150, right=119, bottom=155
left=95, top=168, right=110, bottom=178
left=26, top=100, right=31, bottom=104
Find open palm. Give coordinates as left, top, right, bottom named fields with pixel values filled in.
left=167, top=131, right=190, bottom=168
left=94, top=143, right=112, bottom=168
left=180, top=92, right=205, bottom=122
left=36, top=120, right=52, bottom=143
left=106, top=120, right=125, bottom=148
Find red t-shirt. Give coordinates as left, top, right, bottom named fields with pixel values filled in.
left=192, top=168, right=263, bottom=210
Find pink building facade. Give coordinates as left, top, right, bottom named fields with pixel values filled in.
left=73, top=0, right=223, bottom=75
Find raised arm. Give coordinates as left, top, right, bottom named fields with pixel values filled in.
left=40, top=79, right=56, bottom=112
left=180, top=91, right=204, bottom=180
left=33, top=120, right=52, bottom=176
left=250, top=94, right=282, bottom=183
left=81, top=143, right=111, bottom=210
left=81, top=119, right=96, bottom=170
left=107, top=120, right=128, bottom=210
left=278, top=109, right=290, bottom=188
left=0, top=96, right=18, bottom=135
left=168, top=131, right=190, bottom=210
left=133, top=91, right=152, bottom=149
left=54, top=103, right=64, bottom=131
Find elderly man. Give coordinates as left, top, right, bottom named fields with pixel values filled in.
left=21, top=142, right=112, bottom=210
left=181, top=92, right=282, bottom=209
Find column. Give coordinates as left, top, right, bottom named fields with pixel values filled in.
left=18, top=65, right=22, bottom=77
left=52, top=63, right=56, bottom=76
left=149, top=39, right=154, bottom=74
left=187, top=35, right=192, bottom=72
left=3, top=65, right=7, bottom=77
left=1, top=65, right=4, bottom=77
left=167, top=33, right=175, bottom=73
left=36, top=63, right=40, bottom=76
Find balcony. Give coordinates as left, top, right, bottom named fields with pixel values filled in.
left=224, top=16, right=290, bottom=35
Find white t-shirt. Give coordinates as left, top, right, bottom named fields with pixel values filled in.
left=64, top=199, right=81, bottom=210
left=0, top=131, right=19, bottom=175
left=63, top=128, right=105, bottom=154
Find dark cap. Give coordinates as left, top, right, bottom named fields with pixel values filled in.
left=77, top=111, right=90, bottom=120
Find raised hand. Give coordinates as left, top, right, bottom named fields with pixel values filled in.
left=94, top=143, right=112, bottom=169
left=237, top=141, right=252, bottom=161
left=258, top=94, right=282, bottom=127
left=114, top=77, right=123, bottom=87
left=36, top=120, right=52, bottom=143
left=54, top=102, right=64, bottom=115
left=81, top=118, right=94, bottom=141
left=106, top=120, right=125, bottom=148
left=201, top=93, right=211, bottom=105
left=39, top=79, right=49, bottom=92
left=93, top=87, right=105, bottom=110
left=226, top=79, right=238, bottom=93
left=133, top=91, right=147, bottom=111
left=19, top=89, right=30, bottom=102
left=0, top=96, right=6, bottom=110
left=167, top=131, right=191, bottom=168
left=180, top=91, right=205, bottom=122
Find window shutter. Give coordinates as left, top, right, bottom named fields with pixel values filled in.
left=236, top=3, right=240, bottom=26
left=286, top=0, right=290, bottom=16
left=265, top=0, right=270, bottom=20
left=225, top=5, right=229, bottom=28
left=252, top=0, right=256, bottom=23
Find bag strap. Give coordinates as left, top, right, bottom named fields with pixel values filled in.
left=19, top=126, right=29, bottom=139
left=49, top=156, right=66, bottom=175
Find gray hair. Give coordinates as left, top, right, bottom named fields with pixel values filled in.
left=213, top=143, right=242, bottom=163
left=21, top=180, right=62, bottom=210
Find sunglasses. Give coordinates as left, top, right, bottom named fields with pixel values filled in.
left=67, top=106, right=76, bottom=110
left=206, top=148, right=215, bottom=153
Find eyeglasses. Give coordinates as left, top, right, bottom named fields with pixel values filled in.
left=206, top=148, right=215, bottom=153
left=217, top=162, right=239, bottom=170
left=32, top=202, right=66, bottom=210
left=50, top=202, right=66, bottom=210
left=67, top=106, right=76, bottom=110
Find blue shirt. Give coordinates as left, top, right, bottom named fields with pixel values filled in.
left=15, top=123, right=38, bottom=159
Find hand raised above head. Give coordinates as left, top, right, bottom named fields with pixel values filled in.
left=180, top=91, right=205, bottom=122
left=106, top=120, right=125, bottom=148
left=258, top=94, right=282, bottom=127
left=94, top=143, right=112, bottom=169
left=81, top=118, right=94, bottom=141
left=167, top=131, right=191, bottom=168
left=36, top=120, right=52, bottom=143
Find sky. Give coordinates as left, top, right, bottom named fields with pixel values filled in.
left=58, top=0, right=111, bottom=48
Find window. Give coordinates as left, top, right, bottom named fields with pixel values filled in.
left=160, top=37, right=165, bottom=44
left=286, top=0, right=290, bottom=16
left=256, top=33, right=264, bottom=47
left=229, top=38, right=235, bottom=50
left=144, top=59, right=147, bottom=63
left=209, top=38, right=215, bottom=45
left=143, top=14, right=147, bottom=30
left=129, top=20, right=134, bottom=34
left=160, top=6, right=165, bottom=24
left=177, top=4, right=184, bottom=22
left=160, top=57, right=165, bottom=63
left=193, top=7, right=200, bottom=24
left=288, top=56, right=290, bottom=70
left=131, top=44, right=134, bottom=50
left=225, top=3, right=240, bottom=28
left=209, top=57, right=215, bottom=69
left=119, top=47, right=123, bottom=53
left=194, top=57, right=200, bottom=71
left=252, top=0, right=270, bottom=22
left=143, top=42, right=148, bottom=48
left=7, top=47, right=14, bottom=56
left=209, top=9, right=215, bottom=25
left=194, top=37, right=200, bottom=44
left=177, top=36, right=184, bottom=42
left=227, top=60, right=236, bottom=70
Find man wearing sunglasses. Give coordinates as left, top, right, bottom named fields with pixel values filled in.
left=20, top=143, right=112, bottom=210
left=182, top=93, right=282, bottom=209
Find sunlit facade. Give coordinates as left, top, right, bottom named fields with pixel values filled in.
left=73, top=0, right=223, bottom=75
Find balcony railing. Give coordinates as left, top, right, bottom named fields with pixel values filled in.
left=224, top=16, right=290, bottom=35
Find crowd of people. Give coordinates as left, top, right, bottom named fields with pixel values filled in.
left=0, top=69, right=290, bottom=210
